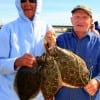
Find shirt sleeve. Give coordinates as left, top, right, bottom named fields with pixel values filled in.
left=0, top=25, right=17, bottom=75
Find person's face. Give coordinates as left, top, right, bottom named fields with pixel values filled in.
left=21, top=0, right=37, bottom=20
left=71, top=10, right=93, bottom=33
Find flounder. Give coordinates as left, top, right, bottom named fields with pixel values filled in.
left=47, top=46, right=90, bottom=88
left=14, top=64, right=41, bottom=100
left=14, top=46, right=90, bottom=100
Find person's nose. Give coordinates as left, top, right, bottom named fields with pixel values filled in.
left=25, top=0, right=30, bottom=4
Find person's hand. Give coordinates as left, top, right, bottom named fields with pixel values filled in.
left=44, top=30, right=56, bottom=47
left=84, top=78, right=99, bottom=96
left=14, top=53, right=36, bottom=69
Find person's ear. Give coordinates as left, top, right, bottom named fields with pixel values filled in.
left=90, top=19, right=93, bottom=25
left=90, top=19, right=93, bottom=28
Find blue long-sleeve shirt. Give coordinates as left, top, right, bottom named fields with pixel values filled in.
left=55, top=31, right=100, bottom=100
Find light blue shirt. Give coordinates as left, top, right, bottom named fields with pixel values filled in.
left=0, top=0, right=52, bottom=99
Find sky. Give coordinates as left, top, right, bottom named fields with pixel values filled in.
left=0, top=0, right=100, bottom=25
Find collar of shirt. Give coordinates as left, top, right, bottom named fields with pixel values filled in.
left=71, top=29, right=94, bottom=41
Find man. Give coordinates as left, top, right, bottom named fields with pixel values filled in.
left=55, top=4, right=100, bottom=100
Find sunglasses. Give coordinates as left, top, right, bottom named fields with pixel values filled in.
left=21, top=0, right=36, bottom=3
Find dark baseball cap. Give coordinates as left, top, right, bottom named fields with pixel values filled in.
left=71, top=4, right=92, bottom=17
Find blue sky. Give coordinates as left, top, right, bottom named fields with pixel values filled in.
left=0, top=0, right=100, bottom=25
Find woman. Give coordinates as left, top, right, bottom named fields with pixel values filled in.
left=0, top=0, right=54, bottom=100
